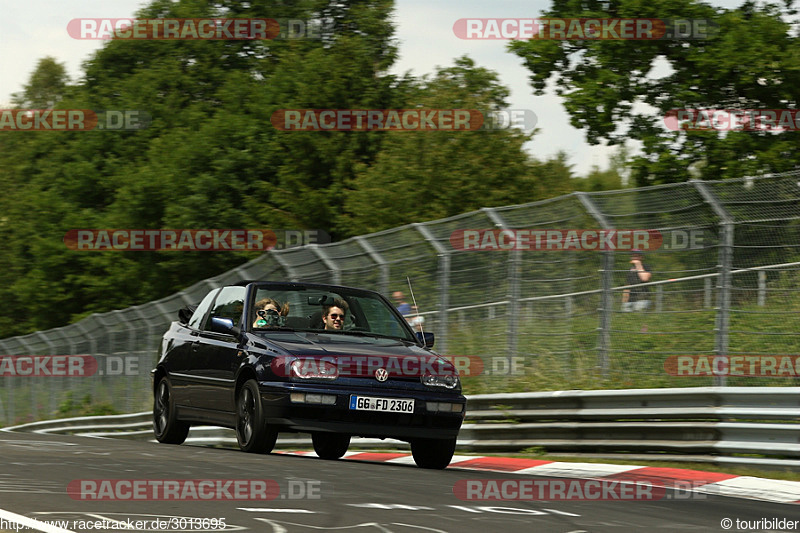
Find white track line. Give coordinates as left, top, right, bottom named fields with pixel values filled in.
left=0, top=508, right=75, bottom=533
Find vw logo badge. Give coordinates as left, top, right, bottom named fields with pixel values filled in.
left=375, top=368, right=389, bottom=382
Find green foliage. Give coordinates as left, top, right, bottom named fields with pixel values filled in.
left=571, top=146, right=630, bottom=191
left=510, top=0, right=800, bottom=185
left=11, top=56, right=69, bottom=108
left=0, top=1, right=623, bottom=340
left=520, top=446, right=548, bottom=456
left=57, top=392, right=120, bottom=417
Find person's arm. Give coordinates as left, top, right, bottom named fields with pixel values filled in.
left=631, top=259, right=651, bottom=282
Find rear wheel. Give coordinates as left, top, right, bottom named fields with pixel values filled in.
left=312, top=432, right=351, bottom=460
left=410, top=437, right=456, bottom=469
left=153, top=377, right=189, bottom=444
left=236, top=379, right=278, bottom=453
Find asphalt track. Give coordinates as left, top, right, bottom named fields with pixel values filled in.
left=0, top=430, right=797, bottom=533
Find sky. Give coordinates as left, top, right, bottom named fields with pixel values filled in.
left=1, top=0, right=744, bottom=176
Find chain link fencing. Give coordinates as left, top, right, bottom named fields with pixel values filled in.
left=1, top=173, right=799, bottom=425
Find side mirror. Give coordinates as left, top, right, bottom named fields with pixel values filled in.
left=209, top=317, right=236, bottom=334
left=178, top=305, right=196, bottom=325
left=416, top=331, right=435, bottom=348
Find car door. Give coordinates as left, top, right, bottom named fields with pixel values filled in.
left=192, top=286, right=246, bottom=412
left=167, top=289, right=219, bottom=407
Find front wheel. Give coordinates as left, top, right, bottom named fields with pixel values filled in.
left=153, top=377, right=189, bottom=444
left=311, top=432, right=350, bottom=460
left=410, top=437, right=456, bottom=469
left=236, top=379, right=278, bottom=453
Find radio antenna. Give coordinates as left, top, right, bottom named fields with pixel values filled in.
left=406, top=276, right=425, bottom=336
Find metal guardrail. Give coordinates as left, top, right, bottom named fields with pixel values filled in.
left=4, top=387, right=798, bottom=468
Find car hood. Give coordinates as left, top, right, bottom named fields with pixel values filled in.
left=250, top=332, right=461, bottom=381
left=256, top=331, right=433, bottom=357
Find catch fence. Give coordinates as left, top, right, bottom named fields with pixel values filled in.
left=1, top=173, right=799, bottom=424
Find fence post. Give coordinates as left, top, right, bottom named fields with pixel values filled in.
left=355, top=236, right=389, bottom=296
left=35, top=331, right=60, bottom=419
left=308, top=245, right=341, bottom=285
left=693, top=180, right=734, bottom=387
left=13, top=336, right=38, bottom=422
left=483, top=207, right=520, bottom=371
left=271, top=249, right=301, bottom=281
left=0, top=339, right=16, bottom=424
left=758, top=271, right=766, bottom=306
left=414, top=223, right=450, bottom=354
left=576, top=193, right=614, bottom=376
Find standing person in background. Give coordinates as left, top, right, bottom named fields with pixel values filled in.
left=392, top=291, right=412, bottom=316
left=622, top=249, right=652, bottom=312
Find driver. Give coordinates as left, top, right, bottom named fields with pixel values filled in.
left=253, top=297, right=289, bottom=328
left=322, top=299, right=349, bottom=330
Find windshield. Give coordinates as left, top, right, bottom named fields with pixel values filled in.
left=248, top=284, right=416, bottom=342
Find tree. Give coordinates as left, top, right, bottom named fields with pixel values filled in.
left=342, top=56, right=538, bottom=234
left=0, top=0, right=402, bottom=336
left=572, top=146, right=630, bottom=192
left=509, top=0, right=800, bottom=185
left=11, top=57, right=69, bottom=108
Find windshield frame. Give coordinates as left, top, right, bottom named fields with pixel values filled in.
left=243, top=281, right=419, bottom=342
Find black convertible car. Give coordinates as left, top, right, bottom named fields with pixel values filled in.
left=151, top=281, right=466, bottom=469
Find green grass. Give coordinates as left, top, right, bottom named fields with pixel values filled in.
left=448, top=294, right=800, bottom=394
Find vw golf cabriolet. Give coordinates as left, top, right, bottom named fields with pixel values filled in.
left=151, top=281, right=466, bottom=469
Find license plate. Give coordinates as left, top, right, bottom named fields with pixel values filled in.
left=349, top=395, right=414, bottom=413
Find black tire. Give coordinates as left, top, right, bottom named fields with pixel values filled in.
left=236, top=379, right=278, bottom=453
left=153, top=377, right=189, bottom=444
left=410, top=437, right=456, bottom=469
left=312, top=432, right=351, bottom=460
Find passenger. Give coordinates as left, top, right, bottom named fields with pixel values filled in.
left=253, top=297, right=289, bottom=328
left=322, top=299, right=349, bottom=330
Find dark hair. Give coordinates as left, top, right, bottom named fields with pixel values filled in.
left=323, top=298, right=349, bottom=317
left=254, top=297, right=289, bottom=316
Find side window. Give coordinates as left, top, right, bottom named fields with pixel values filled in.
left=206, top=286, right=246, bottom=330
left=188, top=289, right=219, bottom=330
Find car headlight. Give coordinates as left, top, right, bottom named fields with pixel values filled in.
left=291, top=359, right=338, bottom=380
left=421, top=373, right=459, bottom=389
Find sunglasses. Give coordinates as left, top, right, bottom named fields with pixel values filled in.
left=328, top=313, right=344, bottom=319
left=257, top=309, right=279, bottom=317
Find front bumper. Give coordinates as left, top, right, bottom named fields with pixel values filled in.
left=258, top=381, right=466, bottom=440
